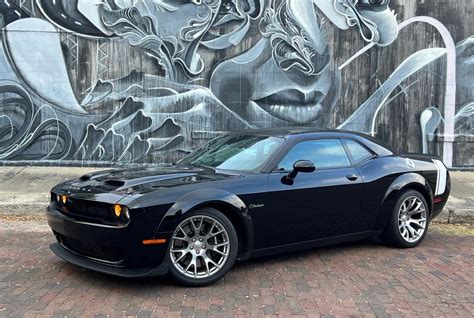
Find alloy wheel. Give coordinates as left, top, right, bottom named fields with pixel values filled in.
left=170, top=215, right=230, bottom=279
left=398, top=196, right=427, bottom=243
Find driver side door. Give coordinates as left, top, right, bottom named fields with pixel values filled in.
left=263, top=138, right=364, bottom=248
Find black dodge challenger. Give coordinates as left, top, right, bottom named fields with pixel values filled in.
left=47, top=129, right=450, bottom=286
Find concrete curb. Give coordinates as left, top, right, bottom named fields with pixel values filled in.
left=0, top=167, right=473, bottom=223
left=435, top=208, right=474, bottom=224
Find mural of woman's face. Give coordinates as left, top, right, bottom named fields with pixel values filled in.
left=210, top=0, right=338, bottom=126
left=1, top=0, right=472, bottom=167
left=32, top=0, right=398, bottom=128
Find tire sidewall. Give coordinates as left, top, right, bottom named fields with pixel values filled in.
left=386, top=190, right=430, bottom=248
left=167, top=207, right=239, bottom=287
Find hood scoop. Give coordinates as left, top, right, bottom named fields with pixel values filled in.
left=103, top=179, right=126, bottom=187
left=80, top=175, right=91, bottom=181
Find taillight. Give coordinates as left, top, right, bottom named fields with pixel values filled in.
left=433, top=197, right=443, bottom=203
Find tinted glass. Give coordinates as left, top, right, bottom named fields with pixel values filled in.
left=343, top=139, right=373, bottom=164
left=179, top=135, right=284, bottom=171
left=277, top=139, right=350, bottom=171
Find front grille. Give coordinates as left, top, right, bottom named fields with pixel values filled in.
left=57, top=234, right=124, bottom=265
left=53, top=198, right=125, bottom=226
left=66, top=199, right=111, bottom=220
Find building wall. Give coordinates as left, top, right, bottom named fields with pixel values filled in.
left=0, top=0, right=473, bottom=167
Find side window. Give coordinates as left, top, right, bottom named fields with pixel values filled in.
left=342, top=139, right=373, bottom=164
left=277, top=139, right=351, bottom=171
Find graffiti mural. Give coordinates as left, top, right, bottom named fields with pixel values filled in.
left=0, top=0, right=472, bottom=166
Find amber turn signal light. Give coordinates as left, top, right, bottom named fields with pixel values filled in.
left=113, top=204, right=122, bottom=217
left=57, top=195, right=68, bottom=205
left=142, top=238, right=167, bottom=245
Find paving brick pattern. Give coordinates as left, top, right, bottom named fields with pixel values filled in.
left=0, top=222, right=472, bottom=317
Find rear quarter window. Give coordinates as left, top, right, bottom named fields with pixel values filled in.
left=343, top=139, right=374, bottom=164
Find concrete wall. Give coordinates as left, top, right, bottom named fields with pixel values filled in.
left=0, top=0, right=473, bottom=167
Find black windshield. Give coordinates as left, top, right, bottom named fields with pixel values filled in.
left=179, top=135, right=284, bottom=172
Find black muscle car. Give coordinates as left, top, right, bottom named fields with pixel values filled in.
left=47, top=129, right=450, bottom=286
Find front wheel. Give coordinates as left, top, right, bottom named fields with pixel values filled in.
left=167, top=208, right=238, bottom=286
left=382, top=190, right=429, bottom=248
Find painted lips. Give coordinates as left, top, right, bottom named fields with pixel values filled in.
left=253, top=89, right=326, bottom=123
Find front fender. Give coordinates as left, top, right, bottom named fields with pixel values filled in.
left=155, top=189, right=253, bottom=255
left=375, top=173, right=434, bottom=230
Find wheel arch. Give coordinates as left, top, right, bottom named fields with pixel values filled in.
left=400, top=183, right=432, bottom=216
left=195, top=201, right=253, bottom=260
left=157, top=189, right=254, bottom=258
left=375, top=173, right=434, bottom=230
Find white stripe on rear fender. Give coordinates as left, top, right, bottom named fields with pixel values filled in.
left=432, top=159, right=447, bottom=195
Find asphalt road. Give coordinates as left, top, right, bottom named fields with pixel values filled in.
left=0, top=218, right=472, bottom=317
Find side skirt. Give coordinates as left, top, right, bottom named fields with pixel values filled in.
left=248, top=231, right=381, bottom=259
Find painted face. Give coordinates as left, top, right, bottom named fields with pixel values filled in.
left=210, top=0, right=339, bottom=126
left=81, top=0, right=338, bottom=126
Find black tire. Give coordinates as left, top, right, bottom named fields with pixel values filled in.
left=382, top=189, right=430, bottom=248
left=167, top=207, right=238, bottom=287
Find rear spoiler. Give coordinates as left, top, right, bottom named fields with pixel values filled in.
left=402, top=153, right=443, bottom=163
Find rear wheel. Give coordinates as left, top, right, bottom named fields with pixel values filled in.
left=382, top=190, right=429, bottom=248
left=168, top=208, right=238, bottom=286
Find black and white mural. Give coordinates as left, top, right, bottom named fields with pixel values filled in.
left=0, top=0, right=472, bottom=166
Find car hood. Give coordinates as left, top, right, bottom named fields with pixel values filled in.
left=56, top=165, right=242, bottom=195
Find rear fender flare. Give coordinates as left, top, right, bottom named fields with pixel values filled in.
left=375, top=173, right=433, bottom=230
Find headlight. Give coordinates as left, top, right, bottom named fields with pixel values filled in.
left=56, top=194, right=68, bottom=205
left=113, top=204, right=130, bottom=220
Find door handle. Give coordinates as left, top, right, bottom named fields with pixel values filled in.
left=346, top=174, right=358, bottom=181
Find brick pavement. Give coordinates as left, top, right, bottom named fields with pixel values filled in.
left=0, top=220, right=472, bottom=317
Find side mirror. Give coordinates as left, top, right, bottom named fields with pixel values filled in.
left=282, top=160, right=316, bottom=185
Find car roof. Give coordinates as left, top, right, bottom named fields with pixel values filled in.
left=229, top=127, right=363, bottom=138
left=226, top=128, right=395, bottom=156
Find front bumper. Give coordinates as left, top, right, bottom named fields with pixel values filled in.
left=47, top=205, right=172, bottom=277
left=50, top=243, right=168, bottom=278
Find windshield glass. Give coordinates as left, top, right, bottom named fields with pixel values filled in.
left=179, top=135, right=284, bottom=172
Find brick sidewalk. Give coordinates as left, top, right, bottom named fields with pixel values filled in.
left=0, top=221, right=472, bottom=317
